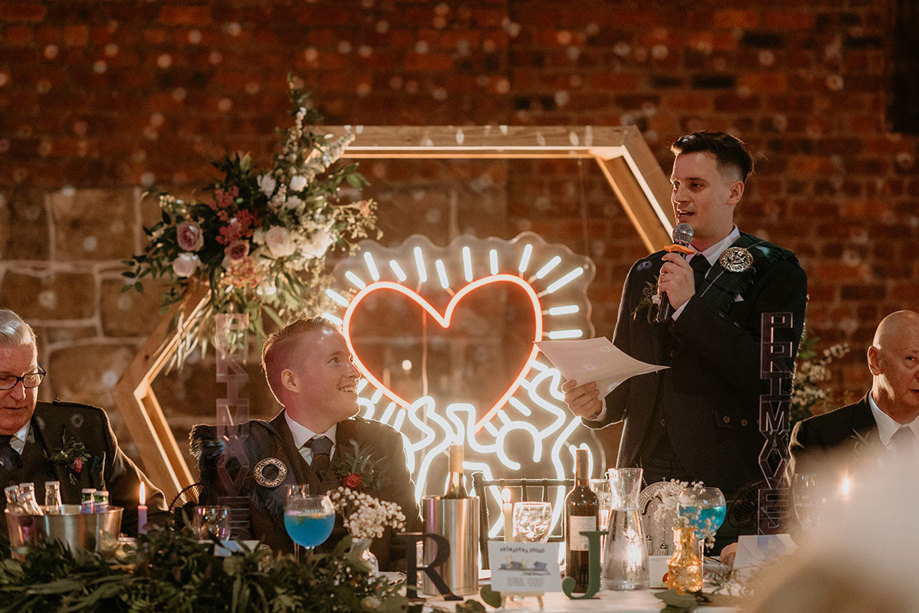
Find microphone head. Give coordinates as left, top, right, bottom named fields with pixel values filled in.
left=672, top=223, right=694, bottom=246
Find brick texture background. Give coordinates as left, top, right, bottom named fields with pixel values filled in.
left=2, top=1, right=917, bottom=477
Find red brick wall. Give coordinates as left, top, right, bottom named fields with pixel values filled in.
left=2, top=1, right=916, bottom=461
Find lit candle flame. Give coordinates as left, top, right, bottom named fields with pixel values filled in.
left=139, top=482, right=146, bottom=506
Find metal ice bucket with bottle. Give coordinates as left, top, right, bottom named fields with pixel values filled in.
left=421, top=495, right=480, bottom=596
left=5, top=504, right=123, bottom=552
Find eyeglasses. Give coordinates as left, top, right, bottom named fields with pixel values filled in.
left=0, top=367, right=46, bottom=391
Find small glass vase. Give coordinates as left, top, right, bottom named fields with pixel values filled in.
left=350, top=537, right=380, bottom=575
left=667, top=526, right=703, bottom=594
left=601, top=468, right=649, bottom=590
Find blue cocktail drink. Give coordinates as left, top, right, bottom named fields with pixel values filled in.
left=285, top=510, right=335, bottom=548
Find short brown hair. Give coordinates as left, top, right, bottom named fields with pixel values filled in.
left=261, top=317, right=339, bottom=402
left=671, top=131, right=754, bottom=182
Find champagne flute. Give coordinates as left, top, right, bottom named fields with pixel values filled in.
left=677, top=487, right=726, bottom=552
left=513, top=501, right=552, bottom=543
left=589, top=478, right=613, bottom=529
left=791, top=473, right=827, bottom=531
left=284, top=484, right=335, bottom=560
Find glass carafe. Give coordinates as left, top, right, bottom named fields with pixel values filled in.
left=601, top=467, right=649, bottom=590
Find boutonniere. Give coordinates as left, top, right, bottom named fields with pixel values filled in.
left=331, top=440, right=385, bottom=493
left=632, top=277, right=661, bottom=323
left=50, top=432, right=93, bottom=485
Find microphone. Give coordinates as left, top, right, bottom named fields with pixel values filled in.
left=656, top=223, right=694, bottom=323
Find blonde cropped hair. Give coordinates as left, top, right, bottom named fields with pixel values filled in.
left=261, top=317, right=338, bottom=403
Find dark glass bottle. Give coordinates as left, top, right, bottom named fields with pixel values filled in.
left=564, top=449, right=599, bottom=592
left=444, top=444, right=468, bottom=498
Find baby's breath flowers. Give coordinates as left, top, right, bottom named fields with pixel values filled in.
left=792, top=330, right=851, bottom=423
left=329, top=486, right=406, bottom=540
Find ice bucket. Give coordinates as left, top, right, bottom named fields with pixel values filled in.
left=5, top=504, right=123, bottom=552
left=421, top=496, right=480, bottom=596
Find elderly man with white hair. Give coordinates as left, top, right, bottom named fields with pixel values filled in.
left=0, top=307, right=166, bottom=534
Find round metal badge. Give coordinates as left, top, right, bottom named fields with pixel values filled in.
left=719, top=246, right=753, bottom=273
left=253, top=457, right=288, bottom=488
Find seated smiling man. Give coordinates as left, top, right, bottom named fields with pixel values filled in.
left=0, top=308, right=167, bottom=535
left=192, top=317, right=421, bottom=571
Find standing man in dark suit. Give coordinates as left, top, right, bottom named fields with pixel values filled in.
left=562, top=132, right=808, bottom=525
left=193, top=317, right=421, bottom=571
left=0, top=308, right=167, bottom=535
left=788, top=310, right=919, bottom=478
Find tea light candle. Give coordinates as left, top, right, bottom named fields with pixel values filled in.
left=502, top=487, right=513, bottom=541
left=138, top=482, right=148, bottom=535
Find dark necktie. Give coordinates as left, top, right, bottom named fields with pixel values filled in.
left=690, top=255, right=711, bottom=288
left=890, top=427, right=915, bottom=458
left=307, top=436, right=333, bottom=481
left=0, top=435, right=22, bottom=471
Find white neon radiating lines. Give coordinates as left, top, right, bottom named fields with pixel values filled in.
left=325, top=289, right=350, bottom=307
left=363, top=252, right=380, bottom=281
left=534, top=255, right=561, bottom=279
left=345, top=270, right=366, bottom=289
left=547, top=304, right=579, bottom=315
left=413, top=246, right=428, bottom=283
left=462, top=246, right=473, bottom=282
left=389, top=260, right=407, bottom=282
left=489, top=249, right=499, bottom=274
left=435, top=259, right=450, bottom=289
left=518, top=244, right=533, bottom=273
left=545, top=267, right=584, bottom=294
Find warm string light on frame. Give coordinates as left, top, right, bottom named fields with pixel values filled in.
left=327, top=233, right=604, bottom=538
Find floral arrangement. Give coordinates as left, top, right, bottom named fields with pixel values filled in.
left=328, top=486, right=406, bottom=540
left=331, top=440, right=385, bottom=493
left=792, top=328, right=850, bottom=423
left=123, top=76, right=380, bottom=367
left=49, top=432, right=93, bottom=485
left=632, top=277, right=661, bottom=323
left=652, top=480, right=721, bottom=549
left=0, top=528, right=406, bottom=612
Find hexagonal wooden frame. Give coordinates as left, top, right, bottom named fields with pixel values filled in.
left=112, top=125, right=673, bottom=500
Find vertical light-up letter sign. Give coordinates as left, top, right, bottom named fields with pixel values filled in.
left=325, top=233, right=603, bottom=538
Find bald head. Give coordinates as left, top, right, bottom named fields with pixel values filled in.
left=868, top=310, right=919, bottom=423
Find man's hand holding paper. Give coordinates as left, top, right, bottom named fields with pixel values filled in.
left=536, top=337, right=668, bottom=420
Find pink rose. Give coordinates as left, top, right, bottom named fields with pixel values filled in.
left=176, top=220, right=204, bottom=252
left=344, top=473, right=363, bottom=489
left=224, top=239, right=250, bottom=262
left=172, top=252, right=200, bottom=277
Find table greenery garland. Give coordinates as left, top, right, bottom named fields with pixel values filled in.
left=0, top=528, right=406, bottom=613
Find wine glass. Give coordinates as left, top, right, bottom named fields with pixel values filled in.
left=193, top=505, right=231, bottom=540
left=284, top=484, right=335, bottom=560
left=589, top=478, right=613, bottom=529
left=677, top=486, right=726, bottom=552
left=513, top=501, right=552, bottom=543
left=791, top=473, right=829, bottom=531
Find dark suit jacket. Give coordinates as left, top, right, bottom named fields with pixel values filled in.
left=787, top=393, right=879, bottom=480
left=0, top=401, right=168, bottom=536
left=585, top=234, right=808, bottom=494
left=192, top=411, right=422, bottom=571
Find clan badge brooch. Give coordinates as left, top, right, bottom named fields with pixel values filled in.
left=253, top=457, right=288, bottom=488
left=718, top=246, right=753, bottom=273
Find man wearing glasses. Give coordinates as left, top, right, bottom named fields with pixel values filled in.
left=0, top=308, right=166, bottom=534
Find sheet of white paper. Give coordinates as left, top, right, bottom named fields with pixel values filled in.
left=488, top=541, right=562, bottom=592
left=536, top=337, right=668, bottom=396
left=732, top=534, right=797, bottom=580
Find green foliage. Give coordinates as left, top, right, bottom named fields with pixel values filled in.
left=0, top=529, right=406, bottom=613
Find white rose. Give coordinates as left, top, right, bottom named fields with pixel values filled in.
left=288, top=175, right=307, bottom=192
left=264, top=226, right=296, bottom=258
left=301, top=227, right=333, bottom=259
left=257, top=173, right=277, bottom=197
left=284, top=195, right=303, bottom=211
left=172, top=252, right=200, bottom=277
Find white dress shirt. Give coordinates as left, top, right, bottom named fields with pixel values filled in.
left=284, top=412, right=337, bottom=465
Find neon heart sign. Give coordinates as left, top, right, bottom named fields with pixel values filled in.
left=342, top=274, right=543, bottom=431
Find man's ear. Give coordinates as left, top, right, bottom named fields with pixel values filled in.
left=867, top=345, right=882, bottom=376
left=281, top=368, right=298, bottom=393
left=727, top=179, right=745, bottom=206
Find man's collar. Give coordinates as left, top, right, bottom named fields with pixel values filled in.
left=8, top=421, right=30, bottom=454
left=284, top=410, right=337, bottom=449
left=867, top=393, right=919, bottom=445
left=696, top=226, right=741, bottom=266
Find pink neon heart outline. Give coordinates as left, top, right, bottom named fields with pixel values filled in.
left=342, top=273, right=543, bottom=431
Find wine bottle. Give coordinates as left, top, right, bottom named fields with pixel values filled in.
left=564, top=449, right=599, bottom=592
left=444, top=444, right=468, bottom=498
